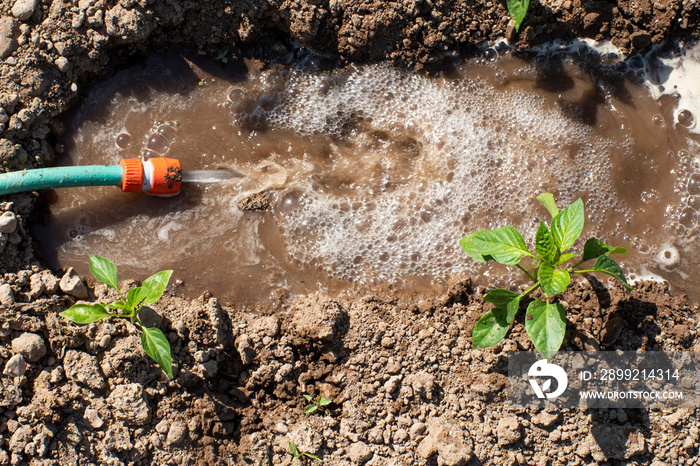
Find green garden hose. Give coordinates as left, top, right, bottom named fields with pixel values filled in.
left=0, top=165, right=124, bottom=195
left=0, top=158, right=182, bottom=197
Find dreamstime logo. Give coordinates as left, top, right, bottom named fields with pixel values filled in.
left=528, top=359, right=568, bottom=399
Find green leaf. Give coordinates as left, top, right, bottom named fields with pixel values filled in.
left=525, top=300, right=566, bottom=361
left=484, top=288, right=521, bottom=323
left=593, top=255, right=633, bottom=292
left=303, top=394, right=313, bottom=403
left=304, top=452, right=322, bottom=462
left=551, top=198, right=584, bottom=253
left=289, top=441, right=300, bottom=457
left=89, top=255, right=119, bottom=290
left=318, top=396, right=332, bottom=406
left=140, top=327, right=173, bottom=378
left=106, top=301, right=127, bottom=310
left=126, top=286, right=148, bottom=311
left=459, top=226, right=531, bottom=266
left=535, top=221, right=557, bottom=263
left=556, top=253, right=578, bottom=265
left=304, top=405, right=318, bottom=414
left=472, top=308, right=509, bottom=348
left=507, top=0, right=530, bottom=32
left=60, top=303, right=111, bottom=324
left=536, top=193, right=559, bottom=218
left=582, top=238, right=629, bottom=262
left=140, top=270, right=173, bottom=306
left=538, top=263, right=571, bottom=295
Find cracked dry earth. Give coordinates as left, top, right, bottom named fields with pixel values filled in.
left=1, top=0, right=700, bottom=465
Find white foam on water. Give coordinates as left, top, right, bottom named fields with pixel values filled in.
left=643, top=42, right=700, bottom=134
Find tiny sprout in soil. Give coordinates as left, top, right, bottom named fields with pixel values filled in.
left=289, top=441, right=322, bottom=464
left=459, top=193, right=632, bottom=360
left=60, top=255, right=174, bottom=378
left=303, top=394, right=332, bottom=416
left=507, top=0, right=530, bottom=32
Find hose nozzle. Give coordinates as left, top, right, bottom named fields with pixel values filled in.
left=120, top=158, right=182, bottom=196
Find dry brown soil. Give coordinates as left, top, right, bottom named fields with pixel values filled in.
left=1, top=1, right=700, bottom=465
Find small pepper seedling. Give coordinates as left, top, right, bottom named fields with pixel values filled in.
left=60, top=255, right=174, bottom=377
left=459, top=193, right=632, bottom=360
left=507, top=0, right=530, bottom=32
left=289, top=441, right=322, bottom=464
left=303, top=394, right=332, bottom=416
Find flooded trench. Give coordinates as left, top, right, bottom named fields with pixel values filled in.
left=32, top=44, right=700, bottom=305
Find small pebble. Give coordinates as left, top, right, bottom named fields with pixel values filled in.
left=3, top=354, right=27, bottom=377
left=84, top=408, right=104, bottom=429
left=12, top=333, right=47, bottom=362
left=0, top=211, right=17, bottom=234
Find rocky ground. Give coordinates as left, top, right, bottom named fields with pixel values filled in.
left=1, top=0, right=700, bottom=465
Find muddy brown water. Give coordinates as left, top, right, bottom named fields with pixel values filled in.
left=32, top=50, right=700, bottom=305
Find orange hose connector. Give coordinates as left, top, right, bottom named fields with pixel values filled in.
left=119, top=159, right=144, bottom=193
left=147, top=158, right=182, bottom=196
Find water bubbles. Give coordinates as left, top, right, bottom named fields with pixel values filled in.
left=652, top=114, right=665, bottom=127
left=627, top=56, right=644, bottom=70
left=147, top=133, right=170, bottom=153
left=686, top=174, right=700, bottom=194
left=116, top=133, right=132, bottom=149
left=678, top=208, right=698, bottom=229
left=655, top=245, right=680, bottom=268
left=677, top=109, right=695, bottom=128
left=483, top=48, right=498, bottom=61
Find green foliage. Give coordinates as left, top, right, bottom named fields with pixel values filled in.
left=303, top=394, right=332, bottom=416
left=460, top=193, right=632, bottom=360
left=215, top=48, right=229, bottom=64
left=60, top=255, right=174, bottom=378
left=507, top=0, right=530, bottom=32
left=289, top=441, right=322, bottom=464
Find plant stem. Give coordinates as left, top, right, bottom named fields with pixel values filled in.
left=519, top=280, right=541, bottom=299
left=516, top=264, right=536, bottom=282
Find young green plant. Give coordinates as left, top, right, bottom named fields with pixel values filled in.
left=507, top=0, right=530, bottom=32
left=59, top=255, right=174, bottom=378
left=303, top=394, right=332, bottom=416
left=289, top=441, right=322, bottom=464
left=459, top=193, right=632, bottom=360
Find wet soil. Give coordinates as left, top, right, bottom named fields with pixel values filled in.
left=1, top=1, right=700, bottom=465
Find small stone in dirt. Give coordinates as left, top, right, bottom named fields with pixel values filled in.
left=64, top=349, right=106, bottom=390
left=0, top=378, right=22, bottom=408
left=155, top=419, right=170, bottom=434
left=54, top=56, right=70, bottom=72
left=11, top=0, right=39, bottom=21
left=12, top=333, right=46, bottom=362
left=107, top=383, right=150, bottom=426
left=532, top=411, right=560, bottom=428
left=9, top=425, right=32, bottom=453
left=417, top=415, right=472, bottom=466
left=166, top=421, right=188, bottom=446
left=235, top=334, right=256, bottom=365
left=348, top=441, right=373, bottom=464
left=0, top=211, right=17, bottom=233
left=84, top=408, right=104, bottom=429
left=0, top=17, right=19, bottom=59
left=28, top=273, right=45, bottom=299
left=631, top=31, right=652, bottom=50
left=409, top=422, right=426, bottom=440
left=289, top=292, right=347, bottom=342
left=0, top=283, right=14, bottom=305
left=40, top=271, right=59, bottom=293
left=59, top=267, right=88, bottom=298
left=237, top=192, right=270, bottom=211
left=496, top=416, right=522, bottom=445
left=3, top=354, right=26, bottom=377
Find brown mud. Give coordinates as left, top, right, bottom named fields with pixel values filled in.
left=1, top=1, right=700, bottom=465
